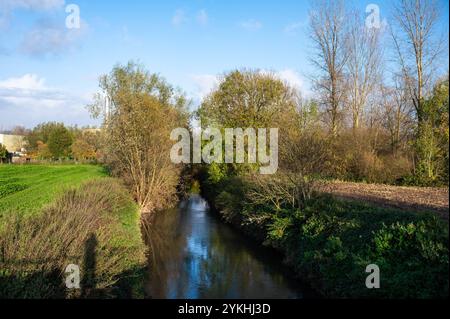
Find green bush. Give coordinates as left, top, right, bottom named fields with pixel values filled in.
left=0, top=143, right=8, bottom=162
left=276, top=196, right=448, bottom=298
left=200, top=171, right=449, bottom=298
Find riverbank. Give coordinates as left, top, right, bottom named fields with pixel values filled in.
left=0, top=165, right=146, bottom=298
left=199, top=175, right=449, bottom=298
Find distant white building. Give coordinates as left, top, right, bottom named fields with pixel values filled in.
left=0, top=134, right=27, bottom=153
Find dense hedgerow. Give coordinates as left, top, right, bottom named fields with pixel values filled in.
left=200, top=173, right=449, bottom=298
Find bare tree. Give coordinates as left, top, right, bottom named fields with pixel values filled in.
left=346, top=10, right=383, bottom=130
left=391, top=0, right=444, bottom=125
left=309, top=0, right=349, bottom=136
left=380, top=77, right=415, bottom=154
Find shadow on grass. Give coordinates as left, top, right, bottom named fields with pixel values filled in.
left=0, top=233, right=146, bottom=299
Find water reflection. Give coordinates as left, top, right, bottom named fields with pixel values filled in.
left=143, top=195, right=308, bottom=299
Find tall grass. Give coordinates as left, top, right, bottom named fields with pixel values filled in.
left=0, top=179, right=146, bottom=298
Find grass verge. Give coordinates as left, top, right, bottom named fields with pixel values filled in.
left=0, top=169, right=146, bottom=298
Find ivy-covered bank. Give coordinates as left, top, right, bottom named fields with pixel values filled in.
left=198, top=171, right=449, bottom=299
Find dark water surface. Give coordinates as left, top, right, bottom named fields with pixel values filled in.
left=142, top=195, right=314, bottom=299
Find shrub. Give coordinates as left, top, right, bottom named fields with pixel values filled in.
left=272, top=196, right=449, bottom=298
left=0, top=143, right=8, bottom=162
left=201, top=171, right=449, bottom=298
left=328, top=129, right=414, bottom=184
left=369, top=220, right=449, bottom=298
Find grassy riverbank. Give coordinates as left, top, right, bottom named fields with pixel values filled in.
left=199, top=174, right=449, bottom=299
left=0, top=164, right=146, bottom=298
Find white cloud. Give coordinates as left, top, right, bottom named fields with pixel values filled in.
left=278, top=69, right=312, bottom=97
left=0, top=1, right=87, bottom=57
left=0, top=0, right=64, bottom=28
left=190, top=70, right=311, bottom=102
left=20, top=18, right=88, bottom=57
left=240, top=19, right=262, bottom=31
left=276, top=69, right=304, bottom=90
left=258, top=69, right=311, bottom=96
left=284, top=21, right=306, bottom=35
left=172, top=9, right=186, bottom=26
left=171, top=9, right=210, bottom=28
left=0, top=0, right=64, bottom=12
left=0, top=74, right=46, bottom=90
left=0, top=74, right=70, bottom=106
left=191, top=74, right=219, bottom=100
left=0, top=74, right=97, bottom=128
left=197, top=9, right=208, bottom=26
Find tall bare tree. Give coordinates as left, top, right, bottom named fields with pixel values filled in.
left=346, top=10, right=383, bottom=130
left=391, top=0, right=444, bottom=125
left=309, top=0, right=349, bottom=136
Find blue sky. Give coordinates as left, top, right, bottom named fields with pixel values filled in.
left=0, top=0, right=448, bottom=129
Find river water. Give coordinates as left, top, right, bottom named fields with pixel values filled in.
left=142, top=195, right=314, bottom=299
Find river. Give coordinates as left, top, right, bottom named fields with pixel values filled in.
left=142, top=195, right=315, bottom=299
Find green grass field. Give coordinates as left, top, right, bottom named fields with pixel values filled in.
left=0, top=164, right=147, bottom=298
left=0, top=164, right=107, bottom=219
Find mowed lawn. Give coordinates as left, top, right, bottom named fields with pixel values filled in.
left=0, top=164, right=107, bottom=220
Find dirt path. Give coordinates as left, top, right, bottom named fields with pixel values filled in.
left=320, top=181, right=449, bottom=220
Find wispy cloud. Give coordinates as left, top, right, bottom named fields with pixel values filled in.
left=0, top=0, right=64, bottom=28
left=190, top=74, right=219, bottom=101
left=20, top=18, right=88, bottom=57
left=197, top=9, right=208, bottom=26
left=171, top=9, right=186, bottom=27
left=240, top=19, right=262, bottom=31
left=271, top=69, right=311, bottom=97
left=0, top=0, right=65, bottom=11
left=275, top=69, right=304, bottom=90
left=120, top=25, right=142, bottom=46
left=172, top=9, right=209, bottom=27
left=283, top=21, right=307, bottom=35
left=0, top=74, right=97, bottom=128
left=191, top=69, right=310, bottom=102
left=0, top=1, right=87, bottom=57
left=0, top=74, right=46, bottom=90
